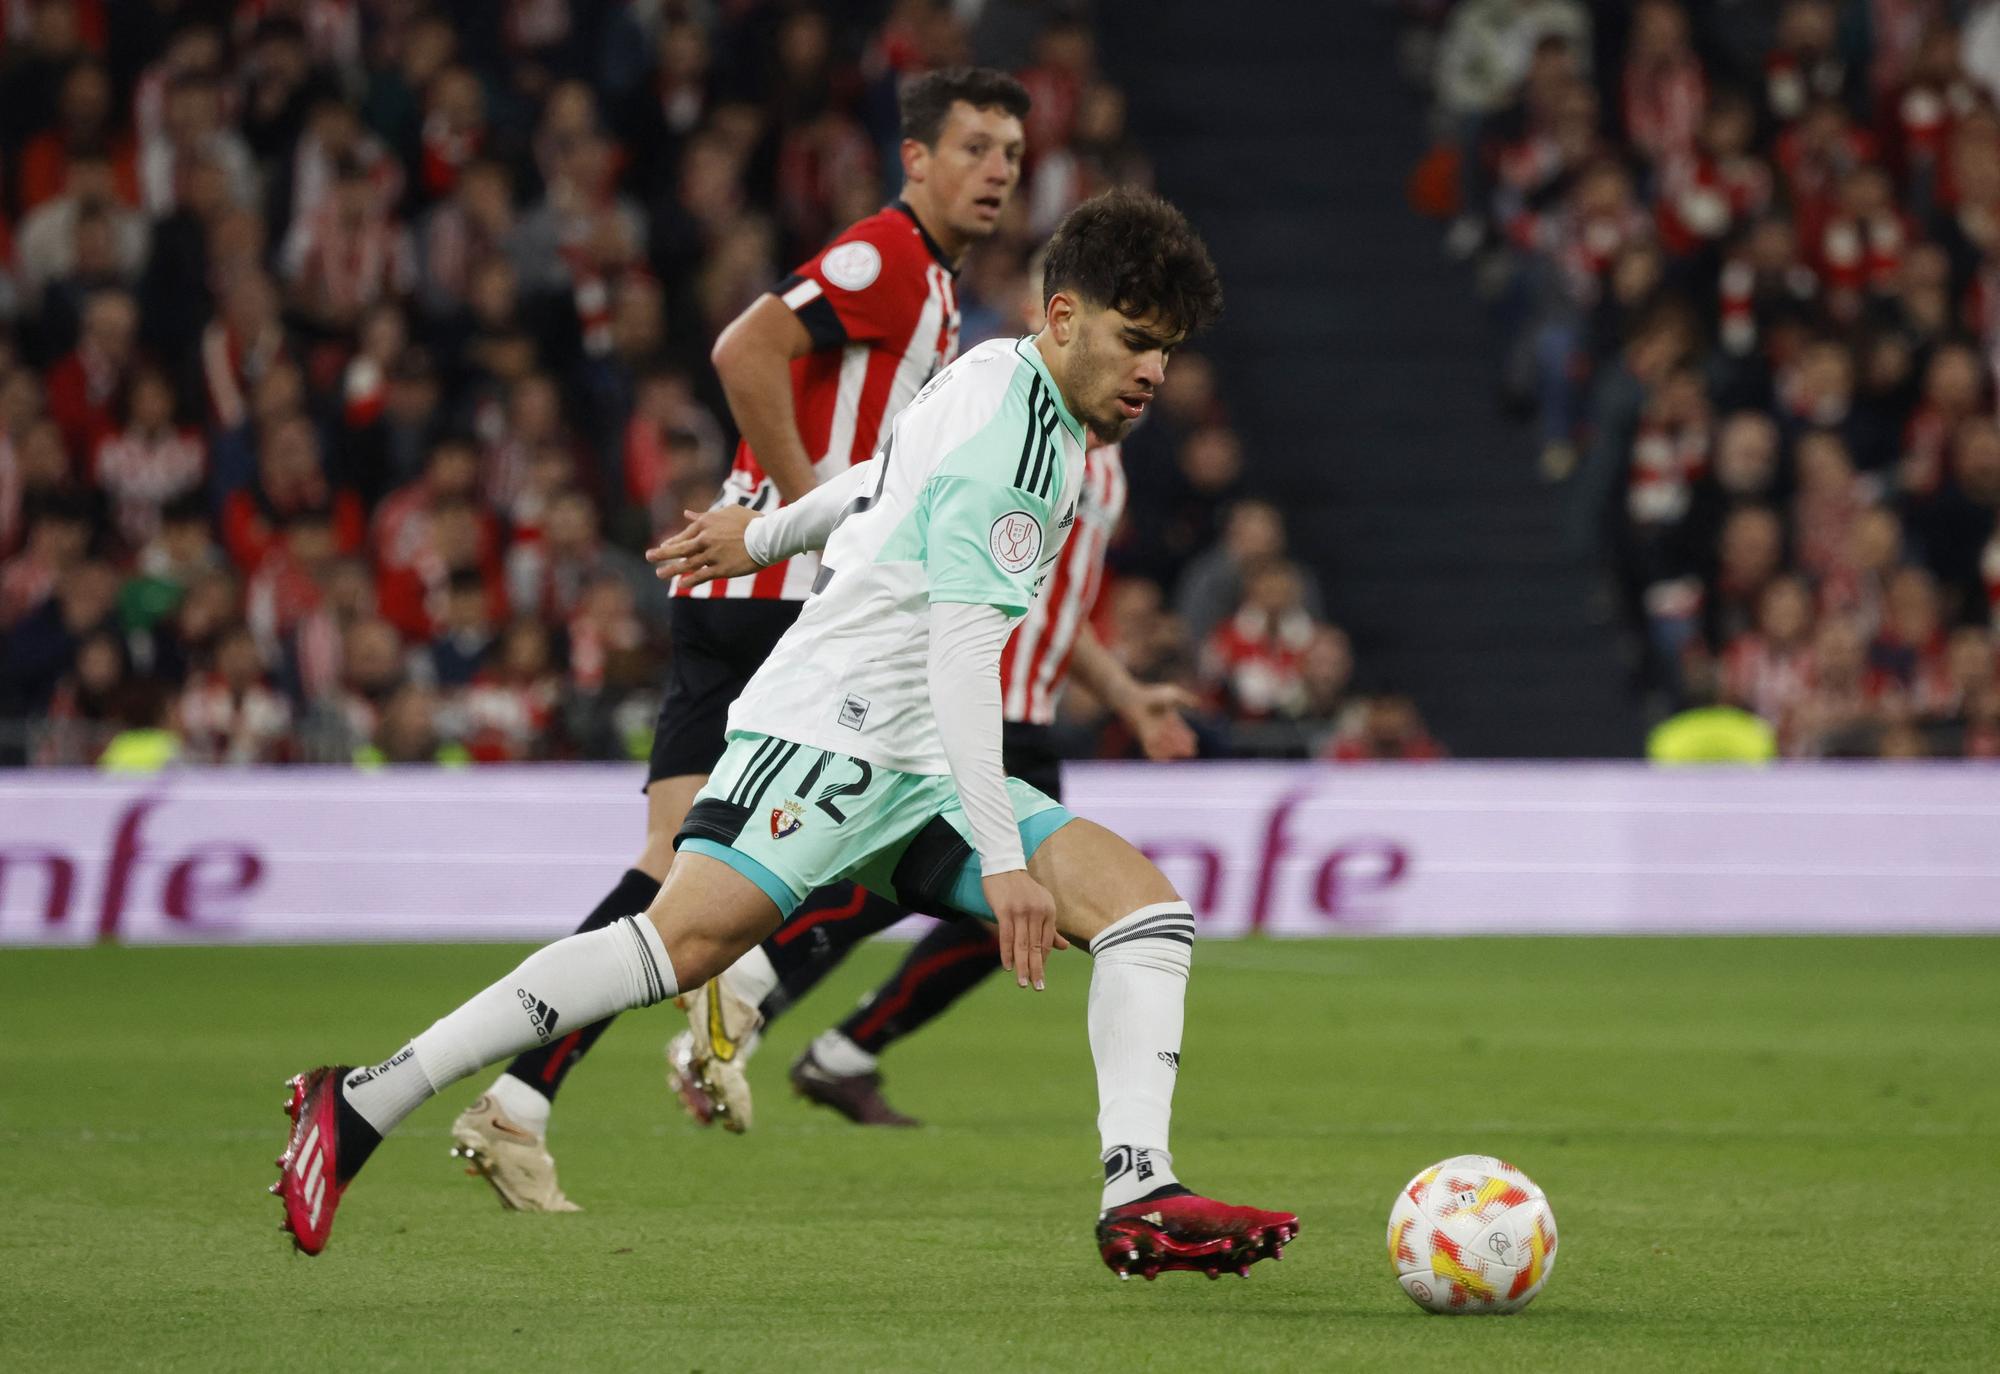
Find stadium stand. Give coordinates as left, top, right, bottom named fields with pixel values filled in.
left=1400, top=0, right=2000, bottom=758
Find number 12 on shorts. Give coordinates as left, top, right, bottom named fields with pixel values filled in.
left=794, top=750, right=872, bottom=823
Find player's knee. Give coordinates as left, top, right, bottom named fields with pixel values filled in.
left=1034, top=818, right=1182, bottom=944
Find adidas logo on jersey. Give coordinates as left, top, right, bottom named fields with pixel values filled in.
left=516, top=987, right=561, bottom=1043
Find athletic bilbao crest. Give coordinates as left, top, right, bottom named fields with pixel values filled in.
left=771, top=800, right=805, bottom=840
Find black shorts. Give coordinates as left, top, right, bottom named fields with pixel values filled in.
left=1001, top=721, right=1063, bottom=800
left=645, top=597, right=803, bottom=787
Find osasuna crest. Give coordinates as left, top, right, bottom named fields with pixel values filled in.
left=989, top=510, right=1042, bottom=574
left=770, top=799, right=805, bottom=840
left=821, top=241, right=881, bottom=291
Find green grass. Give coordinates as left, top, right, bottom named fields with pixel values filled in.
left=1, top=938, right=1996, bottom=1373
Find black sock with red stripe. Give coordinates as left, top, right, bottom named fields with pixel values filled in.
left=758, top=882, right=913, bottom=1021
left=838, top=918, right=1001, bottom=1055
left=502, top=868, right=661, bottom=1101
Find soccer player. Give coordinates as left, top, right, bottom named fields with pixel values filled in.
left=664, top=437, right=1197, bottom=1132
left=272, top=188, right=1300, bottom=1278
left=442, top=67, right=1033, bottom=1210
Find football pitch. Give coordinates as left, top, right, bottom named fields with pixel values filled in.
left=3, top=937, right=1996, bottom=1373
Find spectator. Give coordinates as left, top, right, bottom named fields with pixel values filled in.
left=461, top=617, right=562, bottom=761
left=359, top=681, right=464, bottom=766
left=1912, top=415, right=2000, bottom=619
left=92, top=364, right=203, bottom=551
left=220, top=413, right=365, bottom=573
left=1, top=495, right=91, bottom=629
left=377, top=492, right=506, bottom=642
left=44, top=286, right=136, bottom=461
left=507, top=486, right=663, bottom=630
left=1326, top=695, right=1448, bottom=762
left=41, top=625, right=128, bottom=762
left=119, top=492, right=221, bottom=638
left=1298, top=624, right=1358, bottom=736
left=17, top=61, right=138, bottom=213
left=2, top=558, right=120, bottom=717
left=1174, top=499, right=1327, bottom=645
left=321, top=615, right=410, bottom=752
left=279, top=154, right=416, bottom=337
left=1434, top=0, right=1592, bottom=255
left=1706, top=504, right=1787, bottom=649
left=424, top=567, right=497, bottom=688
left=1721, top=574, right=1817, bottom=747
left=177, top=620, right=293, bottom=764
left=14, top=153, right=149, bottom=313
left=1201, top=560, right=1322, bottom=721
left=1128, top=422, right=1244, bottom=585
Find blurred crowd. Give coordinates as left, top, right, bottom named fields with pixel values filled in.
left=1069, top=354, right=1442, bottom=762
left=1396, top=0, right=2000, bottom=758
left=0, top=0, right=1411, bottom=769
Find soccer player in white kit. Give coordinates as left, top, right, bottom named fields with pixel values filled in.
left=271, top=189, right=1299, bottom=1279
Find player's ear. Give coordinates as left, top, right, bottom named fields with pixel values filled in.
left=900, top=136, right=928, bottom=186
left=1046, top=292, right=1077, bottom=345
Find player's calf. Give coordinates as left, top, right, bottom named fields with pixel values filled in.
left=1026, top=818, right=1302, bottom=1276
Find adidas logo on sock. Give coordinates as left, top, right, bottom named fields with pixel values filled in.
left=516, top=987, right=562, bottom=1043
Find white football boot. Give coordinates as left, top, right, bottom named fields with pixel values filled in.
left=449, top=1095, right=581, bottom=1213
left=671, top=974, right=764, bottom=1133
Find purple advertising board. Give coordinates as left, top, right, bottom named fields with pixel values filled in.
left=2, top=762, right=1997, bottom=944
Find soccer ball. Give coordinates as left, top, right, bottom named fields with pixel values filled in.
left=1386, top=1154, right=1558, bottom=1314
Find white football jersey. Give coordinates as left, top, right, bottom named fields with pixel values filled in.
left=727, top=337, right=1087, bottom=773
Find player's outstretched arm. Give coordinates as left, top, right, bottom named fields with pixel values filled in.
left=649, top=457, right=876, bottom=586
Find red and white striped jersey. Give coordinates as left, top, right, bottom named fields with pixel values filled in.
left=685, top=202, right=961, bottom=601
left=1002, top=443, right=1126, bottom=725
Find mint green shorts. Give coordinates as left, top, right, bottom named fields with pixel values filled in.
left=674, top=730, right=1075, bottom=920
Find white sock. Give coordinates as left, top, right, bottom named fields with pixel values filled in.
left=720, top=943, right=780, bottom=1008
left=1089, top=901, right=1194, bottom=1209
left=344, top=916, right=675, bottom=1137
left=811, top=1028, right=879, bottom=1076
left=484, top=1072, right=552, bottom=1137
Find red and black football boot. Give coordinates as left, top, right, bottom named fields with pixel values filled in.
left=270, top=1066, right=378, bottom=1255
left=1097, top=1188, right=1301, bottom=1280
left=788, top=1045, right=920, bottom=1128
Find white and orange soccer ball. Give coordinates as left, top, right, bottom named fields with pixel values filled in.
left=1386, top=1154, right=1559, bottom=1314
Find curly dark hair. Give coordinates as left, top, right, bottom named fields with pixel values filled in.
left=899, top=67, right=1031, bottom=147
left=1042, top=188, right=1223, bottom=342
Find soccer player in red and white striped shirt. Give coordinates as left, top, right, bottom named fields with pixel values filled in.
left=447, top=68, right=1036, bottom=1208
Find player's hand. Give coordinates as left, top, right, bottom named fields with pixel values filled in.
left=1117, top=682, right=1200, bottom=761
left=983, top=869, right=1067, bottom=991
left=648, top=507, right=762, bottom=587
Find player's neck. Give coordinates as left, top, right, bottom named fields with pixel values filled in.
left=899, top=195, right=968, bottom=266
left=1029, top=333, right=1087, bottom=437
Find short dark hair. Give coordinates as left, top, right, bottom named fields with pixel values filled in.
left=899, top=66, right=1030, bottom=147
left=1042, top=188, right=1223, bottom=342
